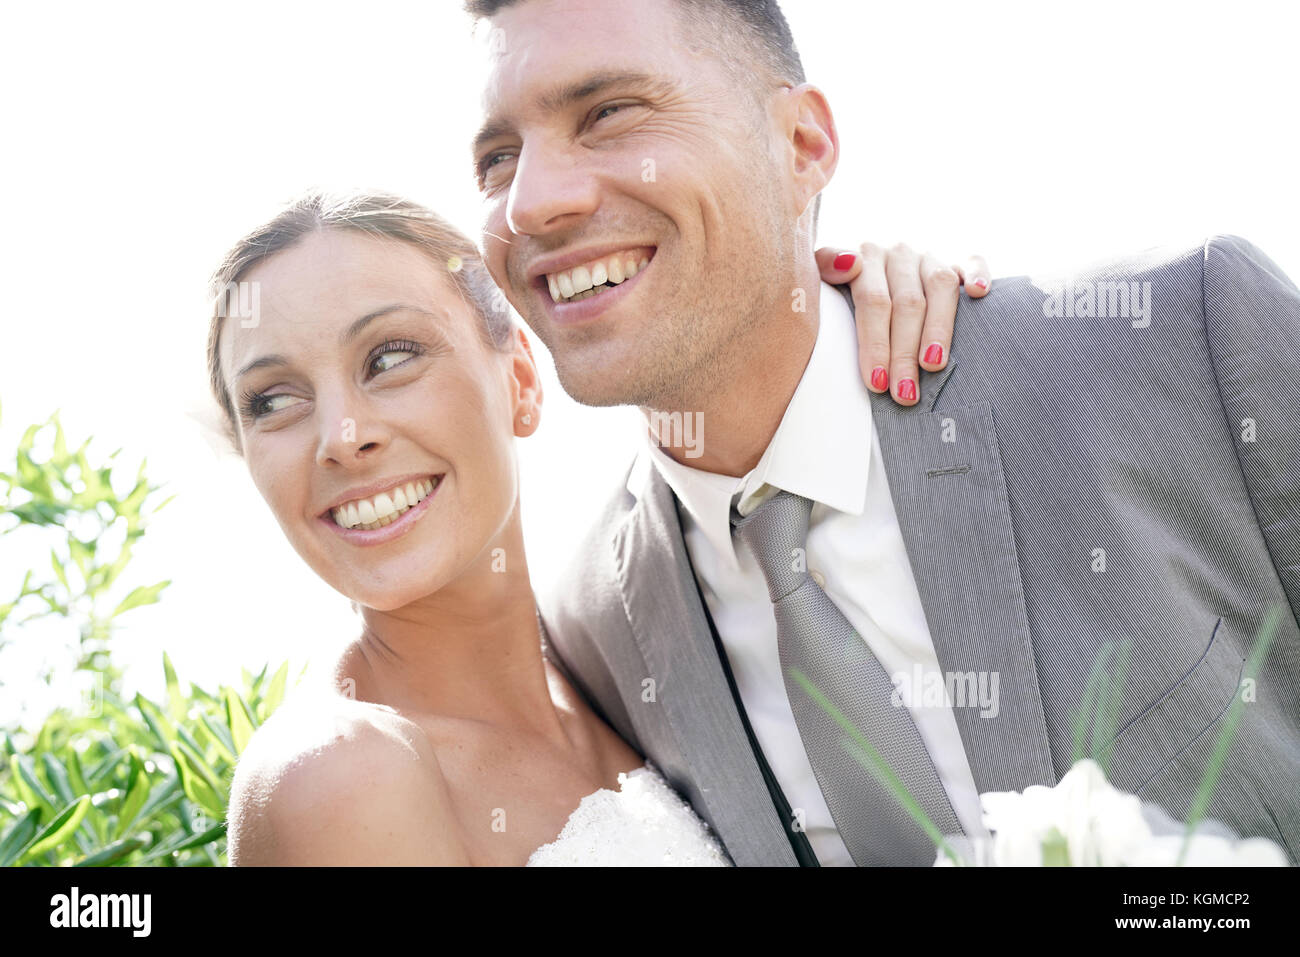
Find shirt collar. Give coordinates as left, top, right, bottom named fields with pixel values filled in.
left=629, top=281, right=873, bottom=562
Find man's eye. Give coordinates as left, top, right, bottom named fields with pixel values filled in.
left=479, top=151, right=516, bottom=186
left=592, top=102, right=638, bottom=125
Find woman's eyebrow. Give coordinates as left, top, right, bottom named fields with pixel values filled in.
left=235, top=304, right=441, bottom=381
left=341, top=304, right=440, bottom=345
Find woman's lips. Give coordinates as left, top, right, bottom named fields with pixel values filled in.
left=319, top=474, right=443, bottom=546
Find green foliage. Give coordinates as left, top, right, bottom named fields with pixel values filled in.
left=0, top=405, right=301, bottom=866
left=0, top=656, right=300, bottom=866
left=0, top=409, right=173, bottom=688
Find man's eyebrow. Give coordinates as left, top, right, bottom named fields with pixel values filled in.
left=472, top=70, right=672, bottom=154
left=234, top=304, right=439, bottom=381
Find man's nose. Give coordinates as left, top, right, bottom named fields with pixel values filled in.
left=506, top=139, right=600, bottom=236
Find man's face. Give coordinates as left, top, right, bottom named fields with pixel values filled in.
left=474, top=0, right=793, bottom=408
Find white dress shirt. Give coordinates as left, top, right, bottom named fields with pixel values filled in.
left=627, top=282, right=988, bottom=865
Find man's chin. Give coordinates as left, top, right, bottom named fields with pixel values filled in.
left=552, top=353, right=654, bottom=409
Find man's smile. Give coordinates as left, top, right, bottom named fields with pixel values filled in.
left=526, top=244, right=658, bottom=325
left=541, top=245, right=655, bottom=303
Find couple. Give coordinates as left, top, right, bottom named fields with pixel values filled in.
left=222, top=0, right=1300, bottom=866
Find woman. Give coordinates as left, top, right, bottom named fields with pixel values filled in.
left=213, top=190, right=984, bottom=866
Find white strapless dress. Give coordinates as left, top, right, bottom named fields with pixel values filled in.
left=526, top=763, right=733, bottom=866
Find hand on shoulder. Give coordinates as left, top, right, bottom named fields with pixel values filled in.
left=227, top=696, right=469, bottom=866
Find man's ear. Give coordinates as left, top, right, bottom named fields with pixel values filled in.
left=509, top=327, right=544, bottom=436
left=780, top=83, right=839, bottom=220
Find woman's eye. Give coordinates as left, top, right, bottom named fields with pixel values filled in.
left=249, top=393, right=304, bottom=417
left=369, top=343, right=422, bottom=376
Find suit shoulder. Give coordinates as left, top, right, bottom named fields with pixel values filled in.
left=227, top=694, right=467, bottom=865
left=1202, top=234, right=1298, bottom=291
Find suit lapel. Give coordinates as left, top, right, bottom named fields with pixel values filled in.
left=612, top=465, right=798, bottom=866
left=868, top=366, right=1058, bottom=795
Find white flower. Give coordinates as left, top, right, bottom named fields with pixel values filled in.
left=934, top=758, right=1289, bottom=866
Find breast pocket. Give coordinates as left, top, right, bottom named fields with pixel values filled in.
left=1104, top=617, right=1246, bottom=798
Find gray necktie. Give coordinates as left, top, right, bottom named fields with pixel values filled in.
left=731, top=488, right=964, bottom=866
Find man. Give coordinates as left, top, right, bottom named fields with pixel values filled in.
left=468, top=0, right=1300, bottom=865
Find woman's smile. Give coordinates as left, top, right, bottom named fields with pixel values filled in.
left=317, top=473, right=445, bottom=547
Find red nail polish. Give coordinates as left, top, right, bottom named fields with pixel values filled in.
left=923, top=343, right=943, bottom=365
left=974, top=278, right=988, bottom=290
left=870, top=366, right=889, bottom=391
left=897, top=378, right=917, bottom=402
left=833, top=252, right=856, bottom=271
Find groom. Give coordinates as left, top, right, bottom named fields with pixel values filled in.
left=467, top=0, right=1300, bottom=865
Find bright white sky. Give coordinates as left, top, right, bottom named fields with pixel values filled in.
left=1, top=0, right=1297, bottom=724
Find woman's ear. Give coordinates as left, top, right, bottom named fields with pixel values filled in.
left=510, top=327, right=543, bottom=437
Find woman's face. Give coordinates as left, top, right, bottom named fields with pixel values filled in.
left=219, top=228, right=540, bottom=610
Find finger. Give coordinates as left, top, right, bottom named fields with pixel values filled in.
left=849, top=242, right=892, bottom=392
left=815, top=246, right=864, bottom=284
left=953, top=254, right=991, bottom=297
left=885, top=243, right=925, bottom=406
left=918, top=253, right=959, bottom=372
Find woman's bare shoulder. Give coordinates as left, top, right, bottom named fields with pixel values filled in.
left=227, top=690, right=468, bottom=865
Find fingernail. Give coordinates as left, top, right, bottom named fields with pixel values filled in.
left=870, top=366, right=889, bottom=391
left=974, top=278, right=989, bottom=291
left=833, top=252, right=857, bottom=271
left=897, top=378, right=917, bottom=402
left=923, top=343, right=943, bottom=365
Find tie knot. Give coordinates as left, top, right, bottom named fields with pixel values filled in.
left=731, top=489, right=814, bottom=602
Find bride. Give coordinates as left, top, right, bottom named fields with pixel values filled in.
left=214, top=190, right=984, bottom=866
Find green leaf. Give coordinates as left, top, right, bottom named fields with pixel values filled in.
left=1041, top=827, right=1071, bottom=866
left=198, top=712, right=238, bottom=765
left=260, top=661, right=290, bottom=720
left=40, top=753, right=76, bottom=807
left=110, top=580, right=170, bottom=618
left=1073, top=640, right=1115, bottom=764
left=169, top=743, right=226, bottom=818
left=18, top=794, right=91, bottom=861
left=1095, top=638, right=1132, bottom=778
left=162, top=651, right=186, bottom=722
left=136, top=774, right=183, bottom=822
left=67, top=536, right=93, bottom=576
left=225, top=688, right=257, bottom=755
left=65, top=748, right=90, bottom=797
left=133, top=693, right=174, bottom=750
left=1178, top=607, right=1284, bottom=866
left=170, top=819, right=227, bottom=853
left=50, top=548, right=70, bottom=591
left=789, top=666, right=961, bottom=865
left=73, top=836, right=146, bottom=867
left=113, top=750, right=151, bottom=840
left=9, top=754, right=57, bottom=816
left=0, top=808, right=42, bottom=867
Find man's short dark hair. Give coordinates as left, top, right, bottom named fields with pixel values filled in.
left=464, top=0, right=806, bottom=88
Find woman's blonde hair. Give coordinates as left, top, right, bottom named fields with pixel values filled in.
left=205, top=189, right=512, bottom=453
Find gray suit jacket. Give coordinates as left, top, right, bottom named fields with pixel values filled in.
left=539, top=235, right=1300, bottom=865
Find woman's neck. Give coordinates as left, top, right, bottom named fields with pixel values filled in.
left=338, top=517, right=567, bottom=744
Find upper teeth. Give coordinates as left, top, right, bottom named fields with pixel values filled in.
left=331, top=477, right=438, bottom=530
left=547, top=249, right=653, bottom=302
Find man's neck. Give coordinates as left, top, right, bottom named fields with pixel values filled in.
left=644, top=269, right=822, bottom=478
